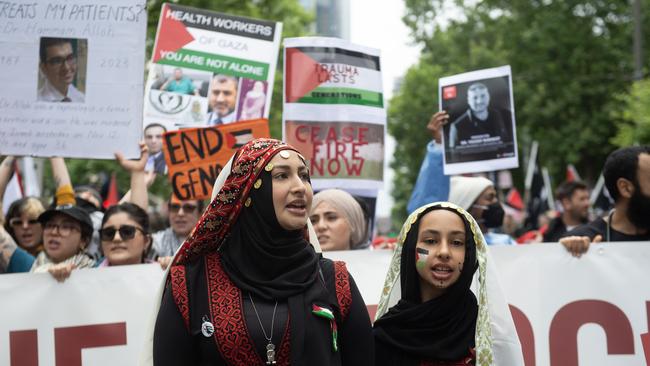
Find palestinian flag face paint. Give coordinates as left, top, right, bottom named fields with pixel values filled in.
left=416, top=247, right=429, bottom=269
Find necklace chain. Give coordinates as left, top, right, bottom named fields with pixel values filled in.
left=248, top=293, right=278, bottom=343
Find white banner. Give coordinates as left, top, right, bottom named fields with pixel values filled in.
left=0, top=264, right=163, bottom=366
left=0, top=0, right=147, bottom=159
left=1, top=243, right=649, bottom=365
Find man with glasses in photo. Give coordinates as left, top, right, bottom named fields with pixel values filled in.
left=38, top=37, right=85, bottom=103
left=149, top=197, right=203, bottom=260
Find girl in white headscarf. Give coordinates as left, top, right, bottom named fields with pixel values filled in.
left=373, top=202, right=523, bottom=365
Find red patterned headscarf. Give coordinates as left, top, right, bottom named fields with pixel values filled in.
left=172, top=138, right=295, bottom=266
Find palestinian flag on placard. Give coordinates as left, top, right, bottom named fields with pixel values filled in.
left=285, top=46, right=383, bottom=108
left=151, top=3, right=276, bottom=81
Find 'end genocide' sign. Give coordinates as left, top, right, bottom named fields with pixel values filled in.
left=162, top=119, right=269, bottom=200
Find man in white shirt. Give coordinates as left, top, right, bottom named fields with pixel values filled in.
left=206, top=74, right=238, bottom=125
left=38, top=38, right=85, bottom=103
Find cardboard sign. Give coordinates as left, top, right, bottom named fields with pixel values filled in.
left=162, top=119, right=269, bottom=200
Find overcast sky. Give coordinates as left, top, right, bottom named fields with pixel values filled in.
left=349, top=0, right=422, bottom=218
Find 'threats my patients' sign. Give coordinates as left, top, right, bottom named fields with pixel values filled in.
left=0, top=0, right=147, bottom=159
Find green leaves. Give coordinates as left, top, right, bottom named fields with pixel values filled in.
left=390, top=0, right=645, bottom=225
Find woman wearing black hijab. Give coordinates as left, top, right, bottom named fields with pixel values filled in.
left=373, top=202, right=523, bottom=366
left=149, top=139, right=373, bottom=366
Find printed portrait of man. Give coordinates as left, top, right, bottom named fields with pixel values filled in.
left=206, top=74, right=238, bottom=125
left=448, top=82, right=512, bottom=149
left=38, top=37, right=86, bottom=103
left=144, top=123, right=168, bottom=175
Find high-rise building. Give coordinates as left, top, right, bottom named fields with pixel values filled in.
left=300, top=0, right=350, bottom=40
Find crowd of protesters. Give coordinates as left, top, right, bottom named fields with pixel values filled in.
left=1, top=130, right=649, bottom=277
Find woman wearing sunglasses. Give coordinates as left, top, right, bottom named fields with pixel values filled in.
left=97, top=203, right=153, bottom=267
left=5, top=198, right=46, bottom=257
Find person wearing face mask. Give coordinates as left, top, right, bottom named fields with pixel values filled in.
left=448, top=176, right=515, bottom=245
left=560, top=146, right=650, bottom=257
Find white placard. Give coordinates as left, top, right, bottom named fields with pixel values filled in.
left=283, top=37, right=386, bottom=191
left=0, top=0, right=147, bottom=159
left=439, top=65, right=519, bottom=175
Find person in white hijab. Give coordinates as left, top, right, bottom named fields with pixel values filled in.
left=374, top=202, right=524, bottom=365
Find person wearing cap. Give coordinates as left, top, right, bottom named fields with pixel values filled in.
left=30, top=204, right=96, bottom=274
left=49, top=143, right=150, bottom=260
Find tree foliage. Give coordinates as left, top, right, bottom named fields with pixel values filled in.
left=390, top=0, right=647, bottom=225
left=612, top=78, right=650, bottom=146
left=45, top=0, right=312, bottom=201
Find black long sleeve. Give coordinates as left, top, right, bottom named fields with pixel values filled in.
left=339, top=275, right=375, bottom=365
left=153, top=284, right=198, bottom=366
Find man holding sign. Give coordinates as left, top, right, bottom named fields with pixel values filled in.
left=38, top=37, right=85, bottom=103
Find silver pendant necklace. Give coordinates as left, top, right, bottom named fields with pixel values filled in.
left=248, top=293, right=279, bottom=365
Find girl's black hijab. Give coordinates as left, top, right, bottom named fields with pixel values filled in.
left=219, top=159, right=320, bottom=300
left=373, top=205, right=479, bottom=364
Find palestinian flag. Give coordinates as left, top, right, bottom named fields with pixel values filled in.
left=285, top=41, right=383, bottom=108
left=312, top=304, right=338, bottom=351
left=151, top=3, right=278, bottom=81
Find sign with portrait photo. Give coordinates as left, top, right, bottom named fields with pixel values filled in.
left=0, top=0, right=147, bottom=159
left=143, top=3, right=281, bottom=131
left=439, top=66, right=518, bottom=175
left=283, top=37, right=385, bottom=190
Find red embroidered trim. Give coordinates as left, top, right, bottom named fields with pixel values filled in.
left=334, top=261, right=352, bottom=321
left=170, top=265, right=190, bottom=331
left=206, top=253, right=291, bottom=365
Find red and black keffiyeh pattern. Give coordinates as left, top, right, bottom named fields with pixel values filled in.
left=173, top=139, right=293, bottom=266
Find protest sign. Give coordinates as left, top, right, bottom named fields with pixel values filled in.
left=1, top=243, right=649, bottom=365
left=283, top=37, right=385, bottom=191
left=439, top=65, right=518, bottom=175
left=331, top=243, right=650, bottom=365
left=0, top=264, right=162, bottom=366
left=0, top=0, right=147, bottom=159
left=162, top=119, right=269, bottom=200
left=143, top=3, right=281, bottom=131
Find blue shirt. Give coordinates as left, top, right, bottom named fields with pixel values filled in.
left=7, top=247, right=35, bottom=273
left=407, top=141, right=450, bottom=214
